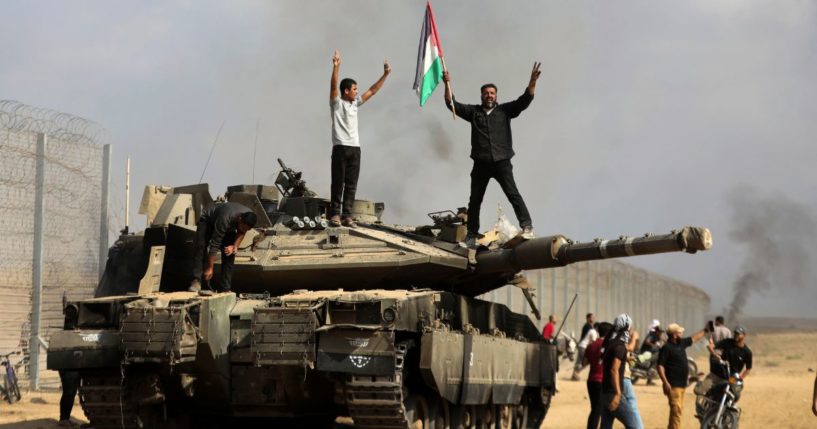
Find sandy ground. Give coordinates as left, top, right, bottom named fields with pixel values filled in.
left=0, top=332, right=814, bottom=428
left=546, top=331, right=817, bottom=429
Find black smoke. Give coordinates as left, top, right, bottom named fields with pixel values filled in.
left=725, top=187, right=817, bottom=321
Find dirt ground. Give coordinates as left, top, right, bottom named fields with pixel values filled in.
left=0, top=331, right=814, bottom=428
left=546, top=331, right=817, bottom=429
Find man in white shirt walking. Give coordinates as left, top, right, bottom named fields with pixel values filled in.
left=328, top=49, right=391, bottom=227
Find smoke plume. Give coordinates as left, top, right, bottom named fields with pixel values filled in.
left=725, top=187, right=817, bottom=321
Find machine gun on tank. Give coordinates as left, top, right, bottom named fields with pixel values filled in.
left=275, top=158, right=317, bottom=198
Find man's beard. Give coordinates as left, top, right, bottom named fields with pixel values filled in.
left=482, top=101, right=495, bottom=109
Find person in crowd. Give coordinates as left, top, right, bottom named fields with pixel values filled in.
left=709, top=325, right=752, bottom=379
left=600, top=314, right=642, bottom=429
left=640, top=319, right=663, bottom=354
left=657, top=322, right=710, bottom=429
left=584, top=322, right=612, bottom=429
left=622, top=328, right=644, bottom=429
left=442, top=63, right=541, bottom=246
left=706, top=316, right=732, bottom=372
left=58, top=371, right=80, bottom=427
left=542, top=314, right=557, bottom=341
left=639, top=320, right=663, bottom=384
left=328, top=49, right=391, bottom=227
left=813, top=370, right=817, bottom=417
left=711, top=316, right=732, bottom=343
left=573, top=314, right=598, bottom=380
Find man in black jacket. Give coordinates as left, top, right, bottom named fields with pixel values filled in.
left=443, top=63, right=541, bottom=245
left=191, top=202, right=257, bottom=292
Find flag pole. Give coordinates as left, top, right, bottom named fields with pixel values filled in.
left=441, top=57, right=456, bottom=119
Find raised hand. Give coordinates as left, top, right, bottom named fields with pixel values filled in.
left=383, top=59, right=392, bottom=75
left=530, top=61, right=542, bottom=82
left=333, top=50, right=341, bottom=67
left=443, top=71, right=451, bottom=82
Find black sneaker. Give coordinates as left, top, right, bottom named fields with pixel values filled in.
left=188, top=279, right=201, bottom=292
left=521, top=225, right=535, bottom=240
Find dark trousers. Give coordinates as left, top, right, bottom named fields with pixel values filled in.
left=330, top=145, right=361, bottom=217
left=192, top=220, right=236, bottom=292
left=468, top=159, right=531, bottom=234
left=59, top=370, right=80, bottom=421
left=587, top=380, right=602, bottom=429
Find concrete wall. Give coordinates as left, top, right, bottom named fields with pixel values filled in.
left=482, top=260, right=710, bottom=341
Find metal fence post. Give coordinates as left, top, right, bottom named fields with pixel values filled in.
left=98, top=144, right=111, bottom=279
left=30, top=132, right=46, bottom=390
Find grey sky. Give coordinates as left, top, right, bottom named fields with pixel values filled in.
left=2, top=1, right=816, bottom=317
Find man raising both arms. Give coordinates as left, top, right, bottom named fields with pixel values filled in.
left=328, top=50, right=391, bottom=227
left=443, top=62, right=541, bottom=246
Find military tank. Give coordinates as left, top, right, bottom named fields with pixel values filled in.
left=47, top=160, right=712, bottom=429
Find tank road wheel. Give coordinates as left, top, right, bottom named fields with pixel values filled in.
left=496, top=405, right=513, bottom=429
left=406, top=394, right=432, bottom=429
left=430, top=396, right=452, bottom=429
left=518, top=388, right=551, bottom=429
left=474, top=405, right=494, bottom=429
left=511, top=405, right=528, bottom=429
left=450, top=405, right=476, bottom=429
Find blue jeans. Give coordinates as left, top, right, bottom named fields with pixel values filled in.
left=600, top=379, right=644, bottom=429
left=622, top=378, right=644, bottom=429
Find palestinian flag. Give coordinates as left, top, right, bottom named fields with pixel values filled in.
left=413, top=1, right=445, bottom=106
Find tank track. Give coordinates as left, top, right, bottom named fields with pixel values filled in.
left=345, top=342, right=410, bottom=429
left=79, top=372, right=141, bottom=429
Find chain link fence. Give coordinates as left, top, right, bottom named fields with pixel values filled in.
left=0, top=100, right=110, bottom=389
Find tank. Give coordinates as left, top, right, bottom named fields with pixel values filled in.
left=47, top=160, right=712, bottom=429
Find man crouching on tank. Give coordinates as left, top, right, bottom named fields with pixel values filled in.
left=190, top=202, right=257, bottom=292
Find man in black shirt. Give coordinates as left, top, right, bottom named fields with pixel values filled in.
left=442, top=63, right=541, bottom=245
left=657, top=323, right=708, bottom=429
left=191, top=202, right=257, bottom=292
left=708, top=325, right=752, bottom=379
left=600, top=313, right=642, bottom=429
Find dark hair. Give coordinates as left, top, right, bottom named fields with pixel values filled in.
left=586, top=313, right=594, bottom=319
left=597, top=322, right=613, bottom=338
left=239, top=211, right=258, bottom=228
left=340, top=78, right=357, bottom=94
left=480, top=83, right=497, bottom=93
left=715, top=316, right=724, bottom=324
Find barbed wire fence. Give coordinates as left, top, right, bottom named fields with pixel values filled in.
left=0, top=100, right=112, bottom=389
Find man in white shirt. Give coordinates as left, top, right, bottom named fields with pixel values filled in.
left=573, top=317, right=599, bottom=381
left=711, top=315, right=732, bottom=343
left=328, top=50, right=391, bottom=227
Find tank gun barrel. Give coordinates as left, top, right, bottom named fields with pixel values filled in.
left=474, top=226, right=712, bottom=274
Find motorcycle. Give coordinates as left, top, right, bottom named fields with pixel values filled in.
left=630, top=350, right=699, bottom=385
left=695, top=360, right=742, bottom=429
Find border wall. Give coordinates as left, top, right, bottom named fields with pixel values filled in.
left=0, top=100, right=109, bottom=389
left=482, top=260, right=710, bottom=341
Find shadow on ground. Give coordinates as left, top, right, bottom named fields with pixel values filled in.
left=0, top=418, right=62, bottom=429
